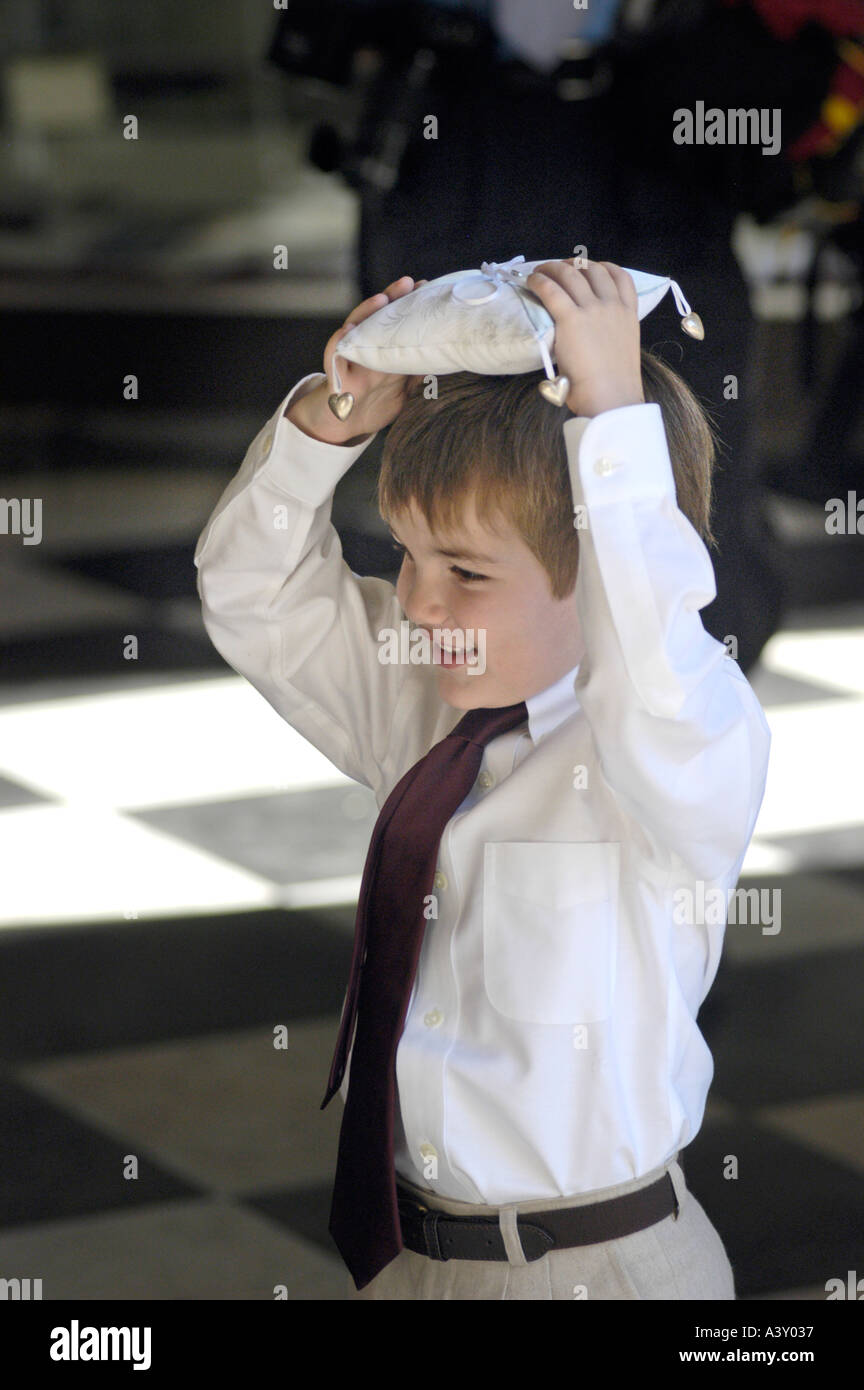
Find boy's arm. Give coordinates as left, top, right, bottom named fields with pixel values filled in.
left=194, top=372, right=454, bottom=794
left=564, top=402, right=772, bottom=882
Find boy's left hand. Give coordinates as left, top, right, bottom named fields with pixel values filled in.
left=526, top=259, right=644, bottom=419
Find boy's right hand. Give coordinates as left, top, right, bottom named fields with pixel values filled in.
left=285, top=275, right=426, bottom=444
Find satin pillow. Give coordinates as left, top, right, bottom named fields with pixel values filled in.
left=332, top=256, right=700, bottom=388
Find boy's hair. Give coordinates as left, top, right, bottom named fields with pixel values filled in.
left=377, top=350, right=719, bottom=600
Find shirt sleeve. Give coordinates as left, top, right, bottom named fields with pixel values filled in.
left=193, top=372, right=457, bottom=796
left=564, top=403, right=772, bottom=882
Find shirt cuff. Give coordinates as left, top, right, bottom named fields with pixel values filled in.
left=564, top=403, right=676, bottom=508
left=259, top=372, right=379, bottom=510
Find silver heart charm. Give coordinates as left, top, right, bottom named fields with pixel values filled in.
left=328, top=392, right=355, bottom=421
left=538, top=375, right=570, bottom=407
left=681, top=312, right=705, bottom=340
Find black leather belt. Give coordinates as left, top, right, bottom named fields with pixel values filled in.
left=397, top=1171, right=679, bottom=1263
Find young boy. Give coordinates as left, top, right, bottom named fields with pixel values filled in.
left=194, top=260, right=771, bottom=1300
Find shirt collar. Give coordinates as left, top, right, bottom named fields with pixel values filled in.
left=525, top=663, right=581, bottom=745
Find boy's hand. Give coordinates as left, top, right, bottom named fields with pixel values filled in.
left=286, top=275, right=427, bottom=444
left=525, top=260, right=644, bottom=419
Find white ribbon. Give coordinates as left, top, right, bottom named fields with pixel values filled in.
left=469, top=255, right=557, bottom=380
left=478, top=254, right=529, bottom=287
left=669, top=279, right=692, bottom=317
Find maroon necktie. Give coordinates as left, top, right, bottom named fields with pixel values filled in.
left=321, top=699, right=529, bottom=1291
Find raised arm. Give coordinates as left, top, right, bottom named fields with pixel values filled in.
left=523, top=257, right=771, bottom=881
left=194, top=277, right=456, bottom=795
left=564, top=401, right=771, bottom=881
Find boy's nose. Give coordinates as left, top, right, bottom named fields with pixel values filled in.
left=405, top=596, right=454, bottom=630
left=400, top=576, right=453, bottom=628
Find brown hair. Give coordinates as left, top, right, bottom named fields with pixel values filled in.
left=377, top=349, right=719, bottom=600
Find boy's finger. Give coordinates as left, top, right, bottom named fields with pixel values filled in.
left=382, top=274, right=416, bottom=296
left=568, top=260, right=619, bottom=301
left=597, top=261, right=638, bottom=309
left=344, top=276, right=418, bottom=328
left=344, top=292, right=389, bottom=327
left=529, top=263, right=593, bottom=308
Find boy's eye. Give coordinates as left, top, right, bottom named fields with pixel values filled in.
left=452, top=566, right=487, bottom=583
left=390, top=540, right=485, bottom=582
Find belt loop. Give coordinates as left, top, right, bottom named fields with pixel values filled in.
left=422, top=1210, right=444, bottom=1260
left=499, top=1205, right=528, bottom=1267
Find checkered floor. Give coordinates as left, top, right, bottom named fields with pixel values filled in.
left=0, top=444, right=863, bottom=1300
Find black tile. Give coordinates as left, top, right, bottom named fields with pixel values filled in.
left=821, top=866, right=864, bottom=895
left=0, top=1075, right=200, bottom=1228
left=244, top=1181, right=337, bottom=1260
left=0, top=908, right=352, bottom=1063
left=755, top=830, right=864, bottom=875
left=50, top=545, right=197, bottom=603
left=682, top=1118, right=864, bottom=1298
left=0, top=625, right=223, bottom=682
left=702, top=943, right=864, bottom=1106
left=783, top=536, right=864, bottom=609
left=132, top=786, right=378, bottom=885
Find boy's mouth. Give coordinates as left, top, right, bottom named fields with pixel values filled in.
left=431, top=637, right=476, bottom=667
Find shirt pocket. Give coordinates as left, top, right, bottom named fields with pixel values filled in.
left=482, top=841, right=620, bottom=1025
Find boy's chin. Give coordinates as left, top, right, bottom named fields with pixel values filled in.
left=435, top=667, right=485, bottom=708
left=435, top=669, right=518, bottom=710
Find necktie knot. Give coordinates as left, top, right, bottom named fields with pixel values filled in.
left=450, top=699, right=528, bottom=749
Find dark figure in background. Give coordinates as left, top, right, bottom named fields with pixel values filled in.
left=269, top=0, right=844, bottom=672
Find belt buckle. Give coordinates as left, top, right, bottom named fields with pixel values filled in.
left=397, top=1184, right=430, bottom=1212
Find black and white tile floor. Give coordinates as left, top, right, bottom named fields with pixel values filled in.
left=0, top=443, right=862, bottom=1301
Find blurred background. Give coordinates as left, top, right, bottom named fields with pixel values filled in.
left=0, top=0, right=862, bottom=1300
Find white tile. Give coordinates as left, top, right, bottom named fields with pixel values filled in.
left=0, top=676, right=351, bottom=810
left=760, top=627, right=864, bottom=698
left=0, top=804, right=276, bottom=927
left=753, top=698, right=864, bottom=839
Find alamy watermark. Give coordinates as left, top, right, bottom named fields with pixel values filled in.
left=673, top=883, right=781, bottom=935
left=0, top=497, right=41, bottom=544
left=673, top=102, right=781, bottom=157
left=377, top=621, right=486, bottom=674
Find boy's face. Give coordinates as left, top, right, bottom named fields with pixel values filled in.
left=387, top=495, right=585, bottom=710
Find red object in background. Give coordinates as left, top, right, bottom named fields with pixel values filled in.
left=723, top=0, right=864, bottom=162
left=722, top=0, right=864, bottom=42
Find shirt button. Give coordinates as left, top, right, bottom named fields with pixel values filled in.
left=424, top=1009, right=443, bottom=1028
left=419, top=1142, right=438, bottom=1160
left=433, top=870, right=447, bottom=892
left=594, top=455, right=617, bottom=475
left=261, top=433, right=274, bottom=454
left=477, top=770, right=494, bottom=790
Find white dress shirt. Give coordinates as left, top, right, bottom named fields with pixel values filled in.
left=194, top=371, right=771, bottom=1205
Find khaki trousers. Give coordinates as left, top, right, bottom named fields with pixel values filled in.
left=346, top=1155, right=736, bottom=1300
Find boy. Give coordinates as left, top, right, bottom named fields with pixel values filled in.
left=194, top=260, right=771, bottom=1300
